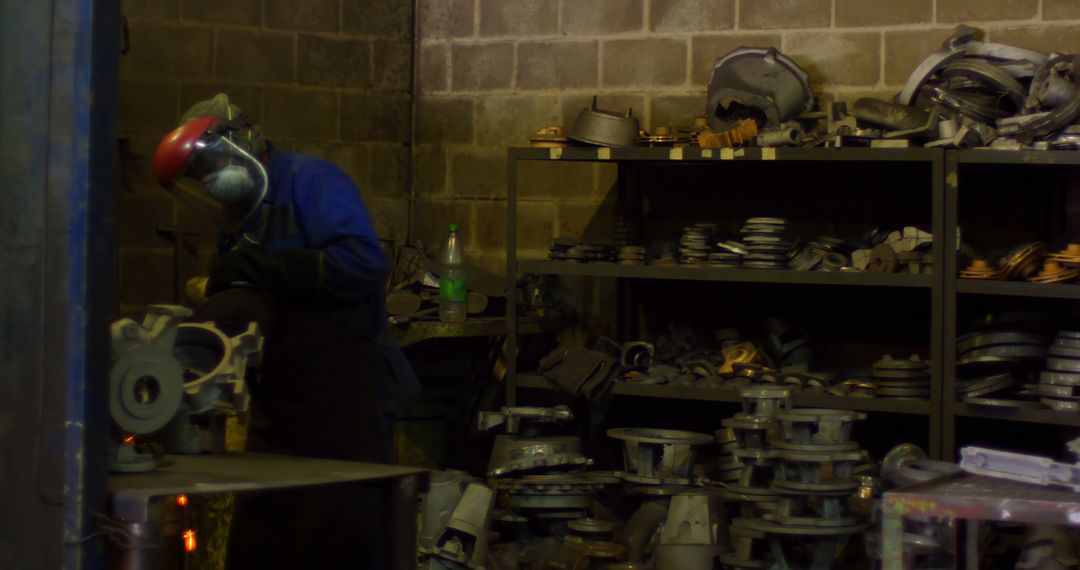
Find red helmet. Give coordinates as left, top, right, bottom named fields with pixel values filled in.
left=153, top=115, right=220, bottom=186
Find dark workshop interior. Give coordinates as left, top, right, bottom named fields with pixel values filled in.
left=6, top=0, right=1080, bottom=568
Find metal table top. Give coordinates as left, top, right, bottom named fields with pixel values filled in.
left=883, top=472, right=1080, bottom=524
left=109, top=453, right=428, bottom=520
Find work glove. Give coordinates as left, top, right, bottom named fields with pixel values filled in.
left=207, top=237, right=323, bottom=300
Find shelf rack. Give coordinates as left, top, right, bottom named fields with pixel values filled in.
left=505, top=146, right=1080, bottom=461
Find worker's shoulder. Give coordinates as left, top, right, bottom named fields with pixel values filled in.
left=272, top=150, right=355, bottom=186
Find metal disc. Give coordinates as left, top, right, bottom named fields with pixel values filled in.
left=1039, top=371, right=1080, bottom=386
left=963, top=397, right=1047, bottom=409
left=109, top=344, right=184, bottom=434
left=1045, top=357, right=1080, bottom=373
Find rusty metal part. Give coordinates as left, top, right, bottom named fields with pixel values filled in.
left=867, top=244, right=899, bottom=273
left=852, top=98, right=930, bottom=130
left=706, top=47, right=813, bottom=130
left=1048, top=243, right=1080, bottom=266
left=1027, top=260, right=1080, bottom=284
left=528, top=126, right=568, bottom=148
left=960, top=258, right=1002, bottom=279
left=1000, top=242, right=1046, bottom=280
left=696, top=118, right=758, bottom=148
left=940, top=58, right=1027, bottom=108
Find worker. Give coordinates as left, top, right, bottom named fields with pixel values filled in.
left=151, top=93, right=418, bottom=568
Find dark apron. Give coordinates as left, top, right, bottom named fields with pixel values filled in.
left=226, top=305, right=396, bottom=569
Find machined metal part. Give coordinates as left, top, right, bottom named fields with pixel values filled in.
left=963, top=397, right=1047, bottom=409
left=756, top=123, right=805, bottom=147
left=851, top=98, right=930, bottom=130
left=432, top=483, right=494, bottom=569
left=172, top=320, right=262, bottom=416
left=419, top=471, right=470, bottom=552
left=477, top=405, right=573, bottom=433
left=956, top=355, right=1019, bottom=378
left=1040, top=371, right=1080, bottom=386
left=487, top=435, right=591, bottom=477
left=110, top=306, right=190, bottom=436
left=961, top=344, right=1048, bottom=361
left=660, top=492, right=723, bottom=547
left=867, top=244, right=899, bottom=273
left=892, top=459, right=961, bottom=487
left=774, top=408, right=866, bottom=445
left=1000, top=242, right=1047, bottom=280
left=956, top=330, right=1047, bottom=354
left=959, top=258, right=1002, bottom=279
left=608, top=428, right=713, bottom=480
left=961, top=446, right=1080, bottom=492
left=881, top=444, right=928, bottom=486
left=706, top=47, right=813, bottom=131
left=1046, top=357, right=1080, bottom=373
left=956, top=372, right=1014, bottom=398
left=568, top=95, right=640, bottom=148
left=620, top=341, right=655, bottom=368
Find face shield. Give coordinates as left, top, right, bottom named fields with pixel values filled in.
left=153, top=115, right=269, bottom=233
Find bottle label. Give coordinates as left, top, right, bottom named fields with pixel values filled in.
left=440, top=276, right=467, bottom=302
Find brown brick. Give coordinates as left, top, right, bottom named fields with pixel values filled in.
left=451, top=43, right=514, bottom=91
left=118, top=249, right=176, bottom=307
left=937, top=0, right=1036, bottom=22
left=650, top=93, right=707, bottom=131
left=561, top=93, right=645, bottom=128
left=563, top=0, right=643, bottom=34
left=603, top=38, right=687, bottom=87
left=262, top=88, right=339, bottom=140
left=419, top=0, right=475, bottom=38
left=739, top=0, right=829, bottom=29
left=517, top=162, right=594, bottom=200
left=415, top=145, right=449, bottom=196
left=116, top=193, right=176, bottom=247
left=517, top=41, right=598, bottom=90
left=785, top=32, right=881, bottom=87
left=370, top=144, right=411, bottom=197
left=479, top=0, right=558, bottom=36
left=216, top=29, right=295, bottom=84
left=650, top=0, right=734, bottom=32
left=691, top=34, right=782, bottom=86
left=558, top=202, right=615, bottom=242
left=181, top=0, right=258, bottom=25
left=1044, top=0, right=1080, bottom=20
left=124, top=0, right=179, bottom=18
left=293, top=141, right=371, bottom=189
left=416, top=97, right=475, bottom=144
left=179, top=82, right=263, bottom=122
left=989, top=26, right=1080, bottom=54
left=265, top=0, right=338, bottom=32
left=473, top=200, right=509, bottom=250
left=516, top=201, right=556, bottom=251
left=342, top=93, right=412, bottom=142
left=373, top=40, right=412, bottom=91
left=122, top=21, right=213, bottom=79
left=366, top=198, right=410, bottom=242
left=298, top=35, right=371, bottom=87
left=475, top=95, right=559, bottom=148
left=884, top=29, right=949, bottom=86
left=450, top=148, right=508, bottom=198
left=342, top=0, right=413, bottom=38
left=412, top=199, right=474, bottom=249
left=835, top=0, right=931, bottom=26
left=119, top=79, right=180, bottom=137
left=420, top=44, right=449, bottom=92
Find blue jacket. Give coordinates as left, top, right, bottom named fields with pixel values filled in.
left=227, top=146, right=419, bottom=408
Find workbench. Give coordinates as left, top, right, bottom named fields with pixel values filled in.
left=108, top=453, right=428, bottom=569
left=881, top=472, right=1080, bottom=569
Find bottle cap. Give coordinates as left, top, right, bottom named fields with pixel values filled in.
left=449, top=223, right=458, bottom=232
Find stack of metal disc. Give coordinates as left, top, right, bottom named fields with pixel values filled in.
left=617, top=245, right=646, bottom=266
left=1039, top=331, right=1080, bottom=412
left=557, top=242, right=614, bottom=263
left=872, top=355, right=931, bottom=399
left=741, top=217, right=791, bottom=270
left=679, top=223, right=718, bottom=265
left=787, top=236, right=845, bottom=271
left=548, top=236, right=579, bottom=261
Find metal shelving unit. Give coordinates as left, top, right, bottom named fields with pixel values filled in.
left=941, top=150, right=1080, bottom=457
left=506, top=146, right=946, bottom=458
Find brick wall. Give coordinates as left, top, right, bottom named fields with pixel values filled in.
left=116, top=0, right=413, bottom=314
left=413, top=0, right=1080, bottom=273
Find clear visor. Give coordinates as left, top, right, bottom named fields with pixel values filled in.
left=166, top=134, right=268, bottom=233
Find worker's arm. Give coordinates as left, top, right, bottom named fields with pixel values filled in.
left=206, top=171, right=386, bottom=299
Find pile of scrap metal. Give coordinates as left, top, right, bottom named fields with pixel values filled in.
left=549, top=222, right=933, bottom=275
left=532, top=26, right=1079, bottom=151
left=960, top=242, right=1080, bottom=284
left=108, top=304, right=263, bottom=472
left=954, top=311, right=1080, bottom=413
left=419, top=405, right=623, bottom=569
left=537, top=323, right=934, bottom=402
